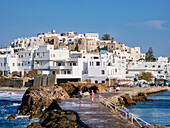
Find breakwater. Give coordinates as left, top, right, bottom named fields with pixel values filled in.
left=100, top=86, right=170, bottom=127
left=109, top=87, right=169, bottom=106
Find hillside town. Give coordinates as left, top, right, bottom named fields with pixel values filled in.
left=0, top=30, right=169, bottom=85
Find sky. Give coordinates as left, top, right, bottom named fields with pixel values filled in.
left=0, top=0, right=170, bottom=57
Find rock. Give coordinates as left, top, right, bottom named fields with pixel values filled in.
left=7, top=114, right=17, bottom=120
left=17, top=85, right=69, bottom=117
left=59, top=82, right=107, bottom=97
left=39, top=100, right=88, bottom=128
left=27, top=122, right=42, bottom=128
left=30, top=113, right=43, bottom=119
left=121, top=95, right=136, bottom=106
left=118, top=97, right=125, bottom=105
left=44, top=99, right=62, bottom=113
left=40, top=110, right=88, bottom=128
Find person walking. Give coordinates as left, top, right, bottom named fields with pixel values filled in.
left=91, top=90, right=94, bottom=103
left=78, top=89, right=82, bottom=103
left=113, top=86, right=116, bottom=93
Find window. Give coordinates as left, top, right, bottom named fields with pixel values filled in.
left=29, top=53, right=31, bottom=56
left=73, top=63, right=76, bottom=66
left=145, top=65, right=147, bottom=67
left=101, top=70, right=105, bottom=75
left=96, top=62, right=100, bottom=66
left=152, top=65, right=155, bottom=68
left=17, top=63, right=20, bottom=66
left=22, top=63, right=23, bottom=66
left=158, top=71, right=161, bottom=74
left=102, top=81, right=105, bottom=83
left=158, top=65, right=161, bottom=68
left=37, top=53, right=39, bottom=56
left=90, top=62, right=91, bottom=66
left=95, top=80, right=98, bottom=83
left=115, top=69, right=117, bottom=73
left=52, top=71, right=55, bottom=75
left=28, top=62, right=30, bottom=64
left=13, top=63, right=15, bottom=66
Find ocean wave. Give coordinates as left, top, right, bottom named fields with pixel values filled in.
left=0, top=102, right=21, bottom=108
left=0, top=91, right=24, bottom=101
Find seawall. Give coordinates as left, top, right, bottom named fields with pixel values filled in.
left=109, top=86, right=169, bottom=107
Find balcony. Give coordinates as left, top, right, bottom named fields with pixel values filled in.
left=34, top=65, right=50, bottom=69
left=50, top=66, right=72, bottom=70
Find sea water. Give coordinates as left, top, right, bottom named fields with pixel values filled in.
left=0, top=91, right=30, bottom=128
left=128, top=91, right=170, bottom=126
left=0, top=91, right=170, bottom=127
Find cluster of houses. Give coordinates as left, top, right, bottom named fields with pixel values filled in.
left=0, top=30, right=169, bottom=84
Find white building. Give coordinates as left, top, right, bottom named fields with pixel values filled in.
left=130, top=47, right=145, bottom=62
left=126, top=57, right=169, bottom=81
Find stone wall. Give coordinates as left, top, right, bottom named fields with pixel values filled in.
left=33, top=74, right=57, bottom=86
left=0, top=78, right=24, bottom=88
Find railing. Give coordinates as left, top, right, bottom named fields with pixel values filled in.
left=99, top=95, right=150, bottom=127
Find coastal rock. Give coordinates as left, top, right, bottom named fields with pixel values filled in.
left=7, top=114, right=17, bottom=120
left=40, top=110, right=88, bottom=128
left=132, top=92, right=147, bottom=102
left=44, top=99, right=62, bottom=113
left=17, top=85, right=69, bottom=117
left=27, top=122, right=42, bottom=128
left=59, top=82, right=107, bottom=97
left=27, top=100, right=89, bottom=128
left=121, top=95, right=136, bottom=106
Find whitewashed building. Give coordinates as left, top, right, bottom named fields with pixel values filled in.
left=126, top=57, right=169, bottom=80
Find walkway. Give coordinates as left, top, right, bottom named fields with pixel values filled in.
left=59, top=95, right=136, bottom=128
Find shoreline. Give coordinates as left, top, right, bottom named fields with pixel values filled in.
left=0, top=87, right=28, bottom=92
left=103, top=86, right=170, bottom=127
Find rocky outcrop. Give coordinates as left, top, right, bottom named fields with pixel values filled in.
left=132, top=92, right=147, bottom=102
left=27, top=122, right=42, bottom=128
left=59, top=82, right=107, bottom=97
left=0, top=78, right=23, bottom=88
left=7, top=114, right=17, bottom=120
left=120, top=95, right=136, bottom=106
left=17, top=85, right=69, bottom=118
left=27, top=100, right=88, bottom=128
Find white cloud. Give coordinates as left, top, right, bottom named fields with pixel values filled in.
left=126, top=20, right=168, bottom=30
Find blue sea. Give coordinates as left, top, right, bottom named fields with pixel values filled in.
left=0, top=91, right=34, bottom=128
left=128, top=91, right=170, bottom=126
left=0, top=91, right=170, bottom=127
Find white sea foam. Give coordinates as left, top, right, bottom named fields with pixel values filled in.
left=0, top=91, right=24, bottom=101
left=16, top=115, right=30, bottom=119
left=0, top=103, right=21, bottom=109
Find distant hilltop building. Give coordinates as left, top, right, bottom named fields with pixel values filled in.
left=0, top=30, right=169, bottom=84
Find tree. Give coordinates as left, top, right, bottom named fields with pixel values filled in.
left=97, top=46, right=101, bottom=52
left=145, top=47, right=156, bottom=62
left=102, top=34, right=111, bottom=40
left=134, top=78, right=138, bottom=82
left=139, top=72, right=153, bottom=82
left=74, top=43, right=79, bottom=51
